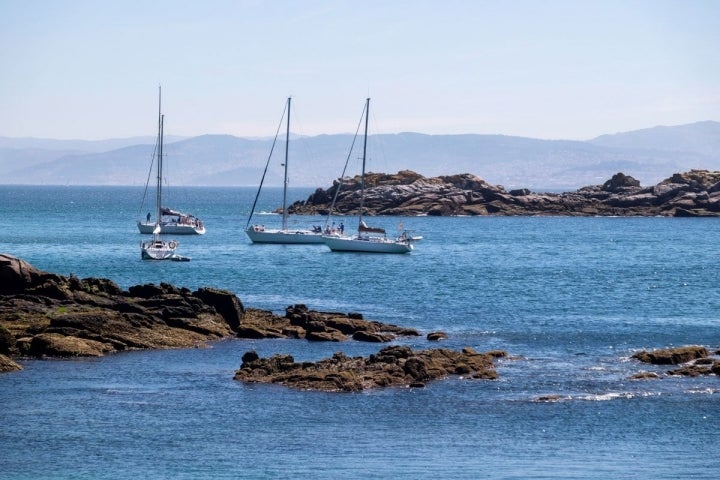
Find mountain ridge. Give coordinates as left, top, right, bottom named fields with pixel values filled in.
left=1, top=121, right=717, bottom=190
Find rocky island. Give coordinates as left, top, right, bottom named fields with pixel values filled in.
left=287, top=169, right=720, bottom=217
left=235, top=346, right=506, bottom=392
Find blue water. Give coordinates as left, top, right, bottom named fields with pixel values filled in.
left=0, top=185, right=718, bottom=479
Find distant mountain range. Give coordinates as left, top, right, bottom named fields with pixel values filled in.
left=1, top=121, right=718, bottom=190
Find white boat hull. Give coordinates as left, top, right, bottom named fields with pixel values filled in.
left=323, top=235, right=413, bottom=253
left=141, top=239, right=180, bottom=260
left=138, top=221, right=205, bottom=235
left=246, top=226, right=325, bottom=244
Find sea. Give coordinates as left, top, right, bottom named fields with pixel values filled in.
left=0, top=185, right=718, bottom=479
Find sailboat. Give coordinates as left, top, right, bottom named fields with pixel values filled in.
left=322, top=98, right=414, bottom=254
left=245, top=97, right=324, bottom=244
left=137, top=91, right=205, bottom=236
left=137, top=207, right=205, bottom=235
left=141, top=88, right=188, bottom=261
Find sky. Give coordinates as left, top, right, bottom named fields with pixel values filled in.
left=1, top=0, right=719, bottom=141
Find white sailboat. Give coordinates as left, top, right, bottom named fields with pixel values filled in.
left=137, top=90, right=205, bottom=236
left=141, top=88, right=188, bottom=261
left=245, top=97, right=323, bottom=244
left=137, top=207, right=205, bottom=235
left=323, top=98, right=414, bottom=254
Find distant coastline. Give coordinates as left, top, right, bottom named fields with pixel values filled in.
left=1, top=120, right=718, bottom=189
left=288, top=169, right=720, bottom=218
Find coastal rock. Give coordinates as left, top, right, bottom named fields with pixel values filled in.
left=0, top=353, right=22, bottom=372
left=0, top=253, right=52, bottom=294
left=238, top=304, right=420, bottom=343
left=427, top=331, right=448, bottom=341
left=630, top=345, right=720, bottom=378
left=629, top=371, right=660, bottom=380
left=287, top=169, right=720, bottom=217
left=234, top=345, right=505, bottom=392
left=667, top=365, right=713, bottom=377
left=0, top=254, right=243, bottom=368
left=632, top=346, right=709, bottom=365
left=601, top=172, right=641, bottom=192
left=194, top=287, right=245, bottom=331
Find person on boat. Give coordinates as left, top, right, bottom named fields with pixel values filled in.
left=339, top=222, right=344, bottom=234
left=146, top=212, right=151, bottom=222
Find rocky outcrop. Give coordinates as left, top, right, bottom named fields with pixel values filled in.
left=239, top=304, right=420, bottom=342
left=0, top=254, right=243, bottom=365
left=631, top=345, right=720, bottom=378
left=0, top=353, right=22, bottom=372
left=234, top=345, right=507, bottom=392
left=1, top=256, right=427, bottom=372
left=287, top=169, right=720, bottom=217
left=632, top=346, right=709, bottom=365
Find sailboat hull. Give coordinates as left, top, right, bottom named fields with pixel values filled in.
left=138, top=221, right=205, bottom=235
left=323, top=235, right=413, bottom=253
left=140, top=239, right=180, bottom=260
left=246, top=226, right=325, bottom=244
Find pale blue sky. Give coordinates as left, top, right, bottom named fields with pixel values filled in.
left=1, top=0, right=718, bottom=140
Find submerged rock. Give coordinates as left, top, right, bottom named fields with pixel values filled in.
left=234, top=345, right=505, bottom=392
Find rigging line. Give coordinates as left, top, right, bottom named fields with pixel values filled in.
left=139, top=85, right=163, bottom=218
left=245, top=100, right=289, bottom=229
left=369, top=107, right=389, bottom=174
left=324, top=101, right=367, bottom=229
left=137, top=135, right=160, bottom=217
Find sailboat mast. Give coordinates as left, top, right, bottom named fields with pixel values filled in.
left=157, top=114, right=164, bottom=230
left=358, top=97, right=370, bottom=230
left=282, top=97, right=290, bottom=231
left=154, top=86, right=163, bottom=234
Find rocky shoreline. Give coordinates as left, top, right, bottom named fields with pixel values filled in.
left=2, top=254, right=717, bottom=391
left=2, top=254, right=497, bottom=390
left=287, top=169, right=720, bottom=217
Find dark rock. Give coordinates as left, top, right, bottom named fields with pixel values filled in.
left=0, top=253, right=44, bottom=294
left=0, top=255, right=242, bottom=370
left=352, top=331, right=394, bottom=342
left=241, top=350, right=259, bottom=363
left=0, top=353, right=22, bottom=372
left=0, top=324, right=14, bottom=354
left=427, top=331, right=448, bottom=341
left=239, top=305, right=419, bottom=343
left=234, top=345, right=502, bottom=392
left=193, top=287, right=244, bottom=331
left=667, top=365, right=712, bottom=377
left=127, top=283, right=165, bottom=298
left=306, top=330, right=348, bottom=342
left=533, top=395, right=565, bottom=402
left=632, top=346, right=709, bottom=365
left=602, top=172, right=641, bottom=192
left=712, top=361, right=720, bottom=375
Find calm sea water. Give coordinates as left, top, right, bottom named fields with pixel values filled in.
left=0, top=185, right=718, bottom=479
